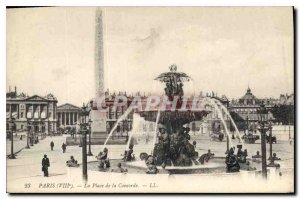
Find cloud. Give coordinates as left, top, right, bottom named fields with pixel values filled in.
left=134, top=28, right=160, bottom=50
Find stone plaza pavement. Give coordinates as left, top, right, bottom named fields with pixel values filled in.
left=6, top=136, right=27, bottom=157
left=6, top=131, right=294, bottom=193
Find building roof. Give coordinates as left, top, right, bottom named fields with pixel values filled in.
left=45, top=93, right=57, bottom=101
left=7, top=94, right=57, bottom=102
left=240, top=87, right=257, bottom=100
left=237, top=112, right=274, bottom=121
left=57, top=103, right=81, bottom=111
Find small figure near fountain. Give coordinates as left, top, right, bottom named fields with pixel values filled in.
left=192, top=140, right=197, bottom=149
left=225, top=148, right=240, bottom=172
left=140, top=152, right=149, bottom=161
left=111, top=162, right=128, bottom=173
left=199, top=149, right=215, bottom=165
left=122, top=144, right=135, bottom=162
left=236, top=145, right=248, bottom=163
left=246, top=161, right=256, bottom=171
left=146, top=155, right=158, bottom=174
left=66, top=156, right=79, bottom=167
left=267, top=153, right=281, bottom=168
left=97, top=147, right=110, bottom=169
left=252, top=151, right=262, bottom=163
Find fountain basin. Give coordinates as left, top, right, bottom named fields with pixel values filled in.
left=87, top=157, right=260, bottom=175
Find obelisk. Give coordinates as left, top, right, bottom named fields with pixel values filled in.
left=91, top=8, right=107, bottom=137
left=95, top=8, right=104, bottom=96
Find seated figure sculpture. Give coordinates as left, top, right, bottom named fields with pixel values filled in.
left=146, top=155, right=158, bottom=174
left=123, top=144, right=135, bottom=162
left=268, top=153, right=281, bottom=168
left=111, top=162, right=128, bottom=173
left=199, top=149, right=215, bottom=165
left=97, top=147, right=110, bottom=169
left=246, top=161, right=256, bottom=171
left=66, top=156, right=79, bottom=167
left=252, top=151, right=262, bottom=162
left=237, top=146, right=247, bottom=163
left=225, top=148, right=240, bottom=172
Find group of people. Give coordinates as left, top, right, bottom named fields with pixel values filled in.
left=50, top=141, right=67, bottom=153
left=41, top=141, right=71, bottom=177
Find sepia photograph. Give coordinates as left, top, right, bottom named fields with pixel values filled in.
left=6, top=6, right=294, bottom=193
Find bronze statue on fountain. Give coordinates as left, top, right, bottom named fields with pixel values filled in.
left=139, top=65, right=209, bottom=167
left=122, top=144, right=135, bottom=162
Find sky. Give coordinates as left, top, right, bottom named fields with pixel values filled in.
left=7, top=7, right=294, bottom=106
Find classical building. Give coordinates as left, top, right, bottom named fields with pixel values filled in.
left=229, top=87, right=274, bottom=130
left=57, top=103, right=81, bottom=128
left=6, top=88, right=58, bottom=134
left=191, top=93, right=231, bottom=134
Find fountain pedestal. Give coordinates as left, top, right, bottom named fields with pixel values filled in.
left=138, top=65, right=208, bottom=167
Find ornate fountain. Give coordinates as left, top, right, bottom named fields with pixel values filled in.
left=88, top=65, right=253, bottom=174
left=138, top=65, right=209, bottom=167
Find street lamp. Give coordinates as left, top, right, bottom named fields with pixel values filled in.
left=87, top=118, right=93, bottom=156
left=268, top=122, right=273, bottom=160
left=257, top=104, right=269, bottom=179
left=80, top=103, right=91, bottom=181
left=8, top=117, right=16, bottom=159
left=30, top=126, right=34, bottom=146
left=26, top=120, right=31, bottom=149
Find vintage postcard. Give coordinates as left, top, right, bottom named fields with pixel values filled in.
left=6, top=7, right=294, bottom=193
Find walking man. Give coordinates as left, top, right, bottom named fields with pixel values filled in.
left=50, top=141, right=54, bottom=151
left=62, top=142, right=67, bottom=153
left=42, top=154, right=50, bottom=177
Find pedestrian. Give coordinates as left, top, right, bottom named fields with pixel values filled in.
left=50, top=141, right=54, bottom=151
left=42, top=154, right=50, bottom=177
left=62, top=142, right=66, bottom=153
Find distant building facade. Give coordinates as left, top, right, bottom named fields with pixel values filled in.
left=57, top=103, right=81, bottom=128
left=6, top=88, right=58, bottom=134
left=229, top=87, right=283, bottom=130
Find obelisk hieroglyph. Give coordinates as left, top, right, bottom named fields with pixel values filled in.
left=91, top=8, right=107, bottom=136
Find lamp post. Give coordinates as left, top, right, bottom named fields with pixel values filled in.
left=288, top=121, right=291, bottom=140
left=75, top=121, right=79, bottom=143
left=225, top=135, right=229, bottom=154
left=257, top=104, right=269, bottom=179
left=225, top=100, right=230, bottom=154
left=8, top=117, right=16, bottom=159
left=268, top=124, right=273, bottom=160
left=87, top=119, right=93, bottom=156
left=30, top=128, right=34, bottom=146
left=80, top=103, right=91, bottom=181
left=26, top=120, right=31, bottom=149
left=246, top=116, right=249, bottom=133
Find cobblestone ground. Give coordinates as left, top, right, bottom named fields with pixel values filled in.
left=6, top=135, right=27, bottom=156
left=6, top=129, right=294, bottom=193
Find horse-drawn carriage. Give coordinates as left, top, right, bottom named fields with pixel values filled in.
left=210, top=132, right=224, bottom=142
left=242, top=134, right=259, bottom=144
left=266, top=134, right=277, bottom=144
